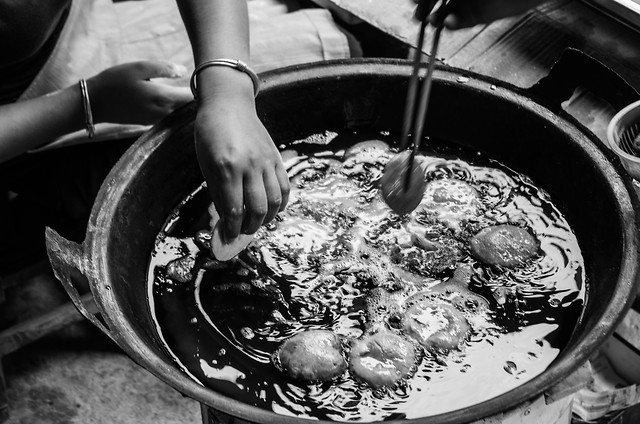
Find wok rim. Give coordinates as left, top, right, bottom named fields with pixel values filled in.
left=84, top=58, right=640, bottom=424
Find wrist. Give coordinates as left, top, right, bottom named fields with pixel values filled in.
left=192, top=63, right=257, bottom=104
left=47, top=85, right=88, bottom=138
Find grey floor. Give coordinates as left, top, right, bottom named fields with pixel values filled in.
left=2, top=269, right=201, bottom=424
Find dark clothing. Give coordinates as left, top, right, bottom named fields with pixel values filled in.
left=0, top=139, right=133, bottom=271
left=0, top=5, right=69, bottom=105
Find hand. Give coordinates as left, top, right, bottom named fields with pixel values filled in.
left=413, top=0, right=547, bottom=29
left=194, top=93, right=290, bottom=239
left=87, top=60, right=193, bottom=125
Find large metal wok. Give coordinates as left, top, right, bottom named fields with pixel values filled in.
left=46, top=51, right=640, bottom=423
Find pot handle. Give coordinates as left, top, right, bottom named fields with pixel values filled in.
left=45, top=226, right=116, bottom=343
left=544, top=360, right=593, bottom=404
left=527, top=48, right=640, bottom=112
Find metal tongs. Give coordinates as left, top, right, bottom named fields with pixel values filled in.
left=398, top=0, right=452, bottom=190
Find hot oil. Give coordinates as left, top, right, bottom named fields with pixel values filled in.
left=147, top=131, right=586, bottom=421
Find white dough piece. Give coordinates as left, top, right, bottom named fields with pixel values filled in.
left=208, top=204, right=255, bottom=261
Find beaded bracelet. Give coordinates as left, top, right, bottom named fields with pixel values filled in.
left=190, top=59, right=260, bottom=99
left=78, top=79, right=95, bottom=139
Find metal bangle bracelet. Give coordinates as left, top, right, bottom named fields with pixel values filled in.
left=190, top=59, right=261, bottom=99
left=79, top=79, right=95, bottom=139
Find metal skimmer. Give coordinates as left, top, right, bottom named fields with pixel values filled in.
left=399, top=0, right=451, bottom=190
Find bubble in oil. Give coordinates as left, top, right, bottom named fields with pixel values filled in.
left=241, top=327, right=255, bottom=340
left=504, top=361, right=517, bottom=375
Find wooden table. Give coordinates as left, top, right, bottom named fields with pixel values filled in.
left=317, top=0, right=640, bottom=144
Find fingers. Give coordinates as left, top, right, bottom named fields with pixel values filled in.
left=241, top=163, right=290, bottom=234
left=441, top=0, right=486, bottom=28
left=124, top=60, right=188, bottom=81
left=275, top=162, right=290, bottom=212
left=149, top=84, right=193, bottom=111
left=159, top=85, right=193, bottom=103
left=414, top=0, right=440, bottom=21
left=216, top=175, right=244, bottom=240
left=216, top=166, right=289, bottom=238
left=131, top=84, right=192, bottom=124
left=427, top=8, right=462, bottom=29
left=242, top=173, right=268, bottom=235
left=262, top=170, right=285, bottom=225
left=442, top=14, right=460, bottom=29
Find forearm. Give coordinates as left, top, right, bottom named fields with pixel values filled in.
left=176, top=0, right=254, bottom=103
left=0, top=86, right=84, bottom=163
left=176, top=0, right=289, bottom=236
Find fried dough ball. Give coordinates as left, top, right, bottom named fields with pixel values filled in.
left=344, top=139, right=391, bottom=162
left=165, top=255, right=195, bottom=283
left=403, top=300, right=470, bottom=352
left=422, top=178, right=482, bottom=230
left=349, top=330, right=418, bottom=388
left=470, top=224, right=539, bottom=268
left=380, top=151, right=427, bottom=215
left=276, top=330, right=347, bottom=382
